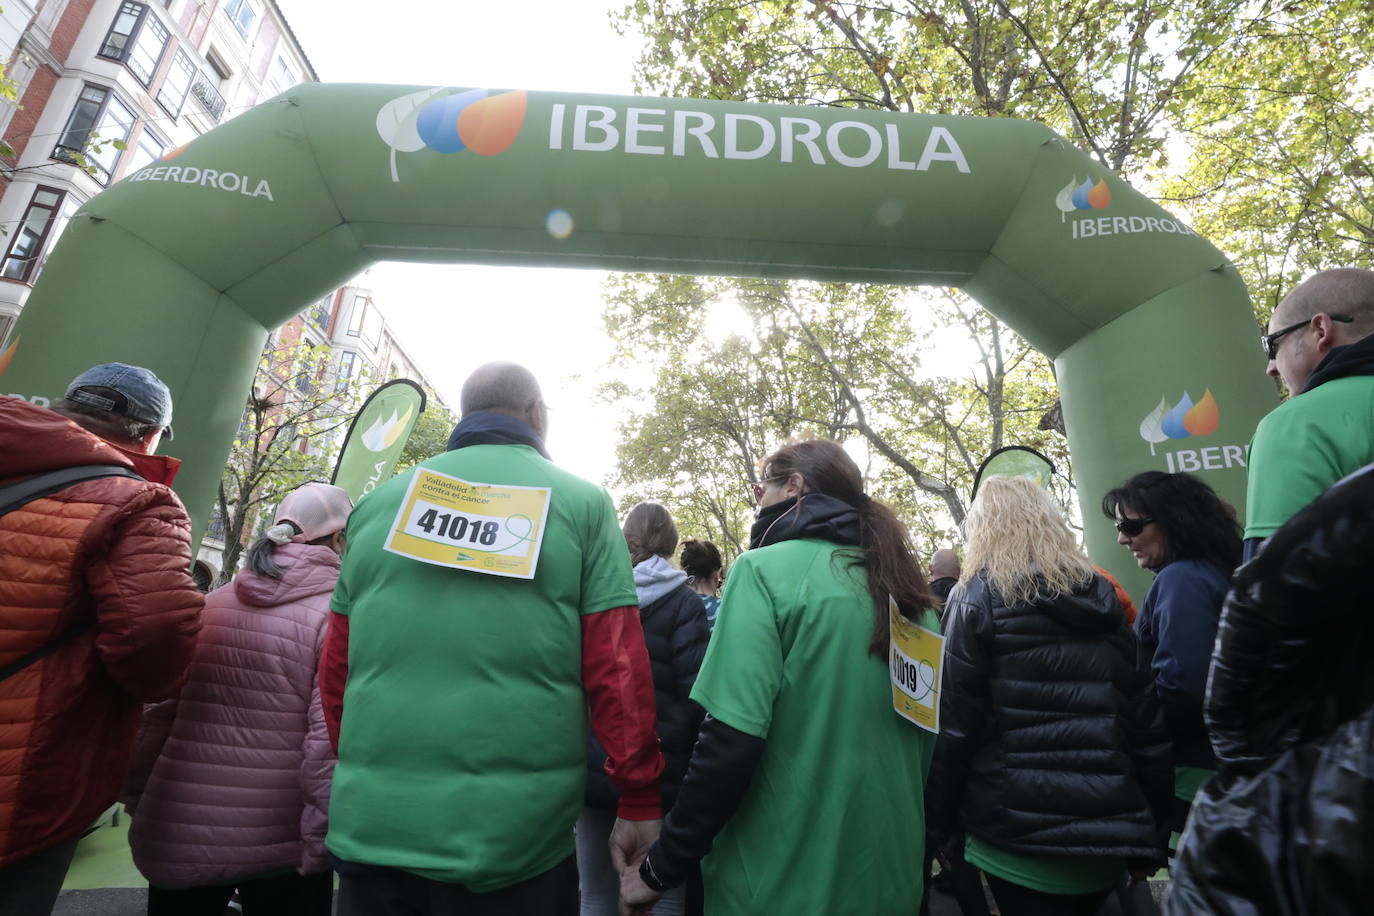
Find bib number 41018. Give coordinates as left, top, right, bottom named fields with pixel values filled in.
left=413, top=508, right=498, bottom=546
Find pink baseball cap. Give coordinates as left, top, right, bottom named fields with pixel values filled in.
left=273, top=483, right=353, bottom=543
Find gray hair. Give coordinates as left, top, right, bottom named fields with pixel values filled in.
left=50, top=394, right=159, bottom=446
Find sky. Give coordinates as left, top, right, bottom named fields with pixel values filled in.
left=278, top=0, right=648, bottom=484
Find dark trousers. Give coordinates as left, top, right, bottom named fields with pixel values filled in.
left=337, top=854, right=578, bottom=916
left=0, top=834, right=80, bottom=916
left=985, top=873, right=1114, bottom=916
left=147, top=870, right=333, bottom=916
left=921, top=844, right=992, bottom=916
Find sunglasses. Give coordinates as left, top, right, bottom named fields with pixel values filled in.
left=1260, top=314, right=1353, bottom=361
left=1114, top=516, right=1154, bottom=537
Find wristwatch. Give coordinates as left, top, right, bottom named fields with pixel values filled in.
left=638, top=854, right=668, bottom=892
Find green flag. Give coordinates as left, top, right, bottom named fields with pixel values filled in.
left=332, top=379, right=426, bottom=501
left=971, top=446, right=1055, bottom=500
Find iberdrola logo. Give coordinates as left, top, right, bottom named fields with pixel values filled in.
left=1055, top=176, right=1111, bottom=222
left=376, top=88, right=528, bottom=182
left=1139, top=390, right=1219, bottom=455
left=360, top=405, right=415, bottom=452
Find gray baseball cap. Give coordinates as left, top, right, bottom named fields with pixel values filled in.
left=66, top=362, right=174, bottom=439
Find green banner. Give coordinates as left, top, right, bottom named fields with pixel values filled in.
left=0, top=83, right=1278, bottom=598
left=331, top=379, right=426, bottom=502
left=972, top=446, right=1055, bottom=498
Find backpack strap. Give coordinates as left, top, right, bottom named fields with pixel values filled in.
left=0, top=464, right=145, bottom=682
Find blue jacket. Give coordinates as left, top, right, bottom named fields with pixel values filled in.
left=1137, top=559, right=1229, bottom=768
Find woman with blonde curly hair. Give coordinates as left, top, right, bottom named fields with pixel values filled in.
left=926, top=476, right=1172, bottom=916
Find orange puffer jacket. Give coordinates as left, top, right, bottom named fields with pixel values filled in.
left=0, top=396, right=203, bottom=866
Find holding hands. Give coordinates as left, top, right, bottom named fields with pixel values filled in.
left=609, top=817, right=663, bottom=916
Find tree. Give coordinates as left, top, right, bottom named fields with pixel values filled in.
left=395, top=387, right=459, bottom=473
left=607, top=0, right=1372, bottom=550
left=603, top=275, right=1067, bottom=553
left=211, top=341, right=368, bottom=583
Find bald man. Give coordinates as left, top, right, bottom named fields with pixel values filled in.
left=321, top=362, right=664, bottom=915
left=927, top=548, right=961, bottom=612
left=1247, top=268, right=1374, bottom=556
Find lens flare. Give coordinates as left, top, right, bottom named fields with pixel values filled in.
left=546, top=209, right=574, bottom=239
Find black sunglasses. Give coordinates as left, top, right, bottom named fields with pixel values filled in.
left=1260, top=314, right=1353, bottom=361
left=1114, top=516, right=1154, bottom=537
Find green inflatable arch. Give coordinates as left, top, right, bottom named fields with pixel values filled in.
left=0, top=83, right=1275, bottom=594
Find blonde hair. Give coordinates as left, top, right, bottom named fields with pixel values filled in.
left=962, top=476, right=1095, bottom=607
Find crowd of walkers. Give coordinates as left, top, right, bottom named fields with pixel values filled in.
left=0, top=267, right=1372, bottom=915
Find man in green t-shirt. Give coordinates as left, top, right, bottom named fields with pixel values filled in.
left=318, top=363, right=664, bottom=916
left=1247, top=268, right=1374, bottom=557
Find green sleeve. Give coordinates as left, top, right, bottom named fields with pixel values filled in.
left=1244, top=401, right=1342, bottom=539
left=578, top=487, right=638, bottom=615
left=688, top=551, right=783, bottom=739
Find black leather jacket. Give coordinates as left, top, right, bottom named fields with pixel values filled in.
left=1207, top=461, right=1374, bottom=776
left=927, top=572, right=1171, bottom=862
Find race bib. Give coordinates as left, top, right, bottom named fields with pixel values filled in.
left=383, top=467, right=552, bottom=579
left=889, top=597, right=944, bottom=734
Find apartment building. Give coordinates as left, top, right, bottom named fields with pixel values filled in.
left=0, top=0, right=316, bottom=342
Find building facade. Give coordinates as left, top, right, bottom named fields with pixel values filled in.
left=0, top=0, right=316, bottom=342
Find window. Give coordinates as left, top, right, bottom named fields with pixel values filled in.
left=307, top=296, right=332, bottom=333
left=222, top=0, right=256, bottom=37
left=99, top=3, right=170, bottom=86
left=0, top=313, right=16, bottom=347
left=346, top=298, right=384, bottom=348
left=265, top=56, right=296, bottom=98
left=98, top=2, right=143, bottom=60
left=336, top=351, right=358, bottom=387
left=2, top=187, right=66, bottom=282
left=53, top=86, right=135, bottom=184
left=126, top=10, right=169, bottom=85
left=156, top=49, right=195, bottom=116
left=124, top=128, right=166, bottom=174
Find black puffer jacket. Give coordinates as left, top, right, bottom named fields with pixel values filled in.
left=1206, top=461, right=1374, bottom=776
left=586, top=582, right=709, bottom=811
left=927, top=572, right=1172, bottom=862
left=1167, top=462, right=1374, bottom=915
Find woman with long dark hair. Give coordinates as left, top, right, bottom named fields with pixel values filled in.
left=619, top=438, right=938, bottom=915
left=1102, top=471, right=1242, bottom=833
left=928, top=476, right=1171, bottom=916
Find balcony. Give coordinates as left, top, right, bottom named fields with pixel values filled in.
left=190, top=72, right=226, bottom=122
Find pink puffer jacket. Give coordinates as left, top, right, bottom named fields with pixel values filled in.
left=122, top=543, right=338, bottom=887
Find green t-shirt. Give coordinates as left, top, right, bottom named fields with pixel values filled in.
left=964, top=835, right=1125, bottom=896
left=325, top=444, right=637, bottom=892
left=689, top=538, right=937, bottom=916
left=1245, top=376, right=1374, bottom=540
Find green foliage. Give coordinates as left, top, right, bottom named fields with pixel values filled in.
left=603, top=276, right=1066, bottom=555
left=211, top=340, right=370, bottom=583
left=608, top=0, right=1372, bottom=554
left=395, top=387, right=459, bottom=473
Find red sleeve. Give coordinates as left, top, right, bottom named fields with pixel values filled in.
left=582, top=605, right=665, bottom=820
left=320, top=611, right=350, bottom=754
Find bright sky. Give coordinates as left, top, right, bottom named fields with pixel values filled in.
left=278, top=0, right=645, bottom=483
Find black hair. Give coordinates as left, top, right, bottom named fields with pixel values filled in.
left=243, top=523, right=336, bottom=580
left=1102, top=471, right=1242, bottom=572
left=679, top=539, right=722, bottom=579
